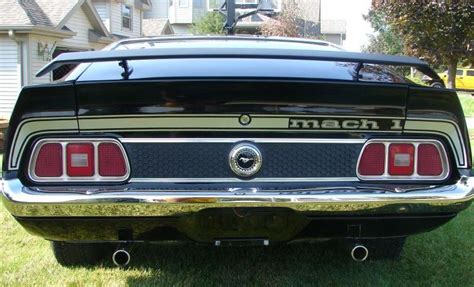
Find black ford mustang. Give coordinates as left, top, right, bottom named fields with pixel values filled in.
left=1, top=36, right=473, bottom=266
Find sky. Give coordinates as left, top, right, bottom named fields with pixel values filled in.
left=321, top=0, right=374, bottom=51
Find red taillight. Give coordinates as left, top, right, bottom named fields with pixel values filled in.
left=30, top=139, right=129, bottom=182
left=388, top=144, right=414, bottom=176
left=417, top=144, right=443, bottom=176
left=357, top=140, right=448, bottom=180
left=66, top=143, right=94, bottom=177
left=358, top=143, right=385, bottom=176
left=98, top=143, right=127, bottom=176
left=34, top=143, right=63, bottom=177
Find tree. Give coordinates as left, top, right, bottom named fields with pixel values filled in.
left=372, top=0, right=473, bottom=89
left=363, top=10, right=403, bottom=55
left=190, top=12, right=225, bottom=35
left=260, top=1, right=300, bottom=37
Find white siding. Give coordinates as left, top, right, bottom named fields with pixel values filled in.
left=27, top=5, right=108, bottom=87
left=145, top=0, right=168, bottom=18
left=192, top=0, right=206, bottom=22
left=169, top=0, right=193, bottom=24
left=28, top=35, right=55, bottom=85
left=29, top=36, right=105, bottom=87
left=110, top=2, right=121, bottom=34
left=94, top=0, right=111, bottom=30
left=110, top=2, right=142, bottom=37
left=61, top=7, right=96, bottom=50
left=134, top=9, right=142, bottom=35
left=0, top=36, right=21, bottom=119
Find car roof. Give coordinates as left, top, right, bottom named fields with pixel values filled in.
left=39, top=35, right=441, bottom=83
left=107, top=35, right=344, bottom=52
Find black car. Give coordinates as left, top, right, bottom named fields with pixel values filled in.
left=1, top=36, right=473, bottom=266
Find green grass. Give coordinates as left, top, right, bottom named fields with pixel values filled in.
left=1, top=97, right=474, bottom=286
left=459, top=92, right=474, bottom=117
left=0, top=202, right=471, bottom=286
left=1, top=171, right=473, bottom=285
left=0, top=204, right=474, bottom=286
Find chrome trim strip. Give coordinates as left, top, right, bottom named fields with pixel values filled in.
left=356, top=139, right=450, bottom=181
left=86, top=129, right=401, bottom=133
left=119, top=138, right=367, bottom=144
left=2, top=178, right=473, bottom=217
left=28, top=138, right=131, bottom=183
left=129, top=177, right=360, bottom=183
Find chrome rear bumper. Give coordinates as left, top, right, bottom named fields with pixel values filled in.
left=2, top=178, right=473, bottom=217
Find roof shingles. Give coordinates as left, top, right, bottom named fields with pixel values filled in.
left=0, top=0, right=79, bottom=27
left=143, top=18, right=171, bottom=36
left=0, top=0, right=32, bottom=25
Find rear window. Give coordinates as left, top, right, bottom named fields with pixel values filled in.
left=77, top=58, right=405, bottom=84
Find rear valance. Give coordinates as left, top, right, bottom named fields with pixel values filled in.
left=36, top=47, right=440, bottom=81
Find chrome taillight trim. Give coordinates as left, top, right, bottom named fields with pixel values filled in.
left=356, top=139, right=450, bottom=181
left=28, top=138, right=130, bottom=183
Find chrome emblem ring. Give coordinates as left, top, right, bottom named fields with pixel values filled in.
left=229, top=143, right=262, bottom=177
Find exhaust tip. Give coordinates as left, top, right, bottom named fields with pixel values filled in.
left=112, top=249, right=130, bottom=267
left=351, top=244, right=369, bottom=262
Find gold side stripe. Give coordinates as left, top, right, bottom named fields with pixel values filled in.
left=8, top=115, right=467, bottom=170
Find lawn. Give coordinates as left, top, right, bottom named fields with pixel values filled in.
left=0, top=203, right=472, bottom=286
left=459, top=92, right=474, bottom=117
left=1, top=95, right=474, bottom=286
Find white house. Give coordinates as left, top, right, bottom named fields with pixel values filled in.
left=143, top=0, right=346, bottom=43
left=0, top=0, right=151, bottom=119
left=144, top=0, right=207, bottom=34
left=144, top=0, right=275, bottom=34
left=92, top=0, right=151, bottom=39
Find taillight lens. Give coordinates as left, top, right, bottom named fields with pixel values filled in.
left=98, top=143, right=127, bottom=176
left=30, top=139, right=129, bottom=182
left=67, top=143, right=94, bottom=177
left=34, top=143, right=63, bottom=177
left=357, top=140, right=448, bottom=180
left=358, top=143, right=385, bottom=176
left=388, top=144, right=414, bottom=176
left=417, top=144, right=443, bottom=176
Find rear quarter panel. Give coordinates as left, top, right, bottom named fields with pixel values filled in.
left=2, top=83, right=78, bottom=179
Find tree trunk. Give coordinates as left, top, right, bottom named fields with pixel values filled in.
left=447, top=60, right=457, bottom=89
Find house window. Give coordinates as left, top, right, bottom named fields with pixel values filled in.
left=122, top=4, right=132, bottom=30
left=179, top=0, right=189, bottom=7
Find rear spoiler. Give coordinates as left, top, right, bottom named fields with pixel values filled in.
left=36, top=47, right=441, bottom=81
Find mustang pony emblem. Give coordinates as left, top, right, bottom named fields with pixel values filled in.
left=229, top=144, right=262, bottom=177
left=238, top=157, right=254, bottom=164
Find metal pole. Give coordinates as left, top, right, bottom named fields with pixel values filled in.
left=224, top=0, right=236, bottom=35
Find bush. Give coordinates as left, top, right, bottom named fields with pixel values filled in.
left=190, top=12, right=225, bottom=35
